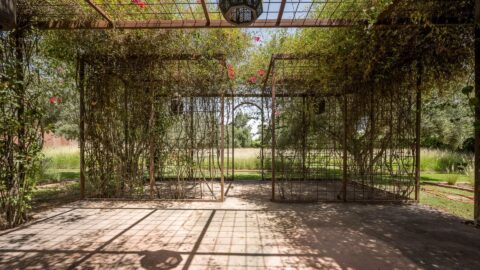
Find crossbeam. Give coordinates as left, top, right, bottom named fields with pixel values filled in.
left=35, top=19, right=363, bottom=30
left=84, top=0, right=114, bottom=27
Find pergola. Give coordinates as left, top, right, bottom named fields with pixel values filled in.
left=19, top=0, right=473, bottom=29
left=2, top=0, right=479, bottom=222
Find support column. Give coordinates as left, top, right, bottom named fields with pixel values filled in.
left=271, top=74, right=277, bottom=201
left=78, top=56, right=86, bottom=199
left=302, top=96, right=307, bottom=181
left=221, top=93, right=225, bottom=201
left=474, top=0, right=480, bottom=224
left=149, top=89, right=156, bottom=198
left=190, top=97, right=194, bottom=180
left=231, top=91, right=235, bottom=182
left=261, top=92, right=265, bottom=181
left=415, top=64, right=422, bottom=202
left=342, top=94, right=348, bottom=202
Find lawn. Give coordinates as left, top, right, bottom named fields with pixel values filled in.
left=37, top=147, right=476, bottom=220
left=420, top=173, right=470, bottom=183
left=420, top=184, right=473, bottom=220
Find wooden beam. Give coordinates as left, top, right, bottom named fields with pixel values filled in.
left=200, top=0, right=210, bottom=26
left=35, top=18, right=362, bottom=29
left=276, top=0, right=287, bottom=26
left=84, top=0, right=114, bottom=27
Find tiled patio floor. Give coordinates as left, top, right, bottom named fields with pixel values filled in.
left=0, top=181, right=479, bottom=269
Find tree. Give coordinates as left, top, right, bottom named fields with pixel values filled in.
left=229, top=112, right=253, bottom=148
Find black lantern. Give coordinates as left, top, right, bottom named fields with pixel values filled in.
left=219, top=0, right=263, bottom=26
left=0, top=0, right=16, bottom=31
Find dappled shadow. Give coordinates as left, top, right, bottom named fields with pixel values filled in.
left=0, top=187, right=480, bottom=269
left=140, top=250, right=182, bottom=270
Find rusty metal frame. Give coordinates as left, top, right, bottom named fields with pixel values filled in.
left=78, top=53, right=229, bottom=201
left=21, top=0, right=474, bottom=30
left=264, top=53, right=419, bottom=203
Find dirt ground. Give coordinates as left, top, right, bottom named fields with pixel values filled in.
left=0, top=181, right=479, bottom=270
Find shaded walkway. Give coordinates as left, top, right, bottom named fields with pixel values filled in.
left=0, top=182, right=479, bottom=269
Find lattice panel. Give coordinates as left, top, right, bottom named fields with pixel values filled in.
left=81, top=55, right=226, bottom=200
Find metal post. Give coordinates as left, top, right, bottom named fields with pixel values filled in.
left=231, top=91, right=235, bottom=181
left=261, top=92, right=265, bottom=181
left=190, top=97, right=194, bottom=180
left=415, top=64, right=422, bottom=202
left=220, top=93, right=225, bottom=201
left=149, top=89, right=156, bottom=198
left=78, top=56, right=86, bottom=199
left=271, top=74, right=277, bottom=201
left=342, top=94, right=348, bottom=202
left=474, top=0, right=480, bottom=224
left=302, top=96, right=307, bottom=181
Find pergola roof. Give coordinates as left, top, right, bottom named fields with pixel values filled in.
left=81, top=53, right=230, bottom=95
left=262, top=54, right=356, bottom=95
left=22, top=0, right=473, bottom=29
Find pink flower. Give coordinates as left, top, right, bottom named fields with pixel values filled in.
left=254, top=36, right=261, bottom=42
left=49, top=96, right=58, bottom=104
left=257, top=69, right=266, bottom=77
left=132, top=0, right=146, bottom=8
left=248, top=76, right=257, bottom=84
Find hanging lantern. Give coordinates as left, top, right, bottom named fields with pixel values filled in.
left=219, top=0, right=263, bottom=26
left=0, top=0, right=16, bottom=31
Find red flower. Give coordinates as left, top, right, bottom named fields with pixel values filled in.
left=227, top=64, right=235, bottom=80
left=228, top=70, right=235, bottom=80
left=257, top=69, right=266, bottom=77
left=254, top=36, right=261, bottom=42
left=248, top=76, right=257, bottom=84
left=49, top=96, right=58, bottom=104
left=132, top=0, right=146, bottom=8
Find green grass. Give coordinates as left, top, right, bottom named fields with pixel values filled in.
left=420, top=149, right=472, bottom=172
left=43, top=146, right=80, bottom=170
left=420, top=184, right=473, bottom=220
left=40, top=169, right=80, bottom=184
left=40, top=146, right=80, bottom=184
left=420, top=173, right=470, bottom=183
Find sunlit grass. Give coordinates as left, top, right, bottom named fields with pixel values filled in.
left=420, top=149, right=472, bottom=173
left=43, top=146, right=80, bottom=170
left=420, top=184, right=473, bottom=220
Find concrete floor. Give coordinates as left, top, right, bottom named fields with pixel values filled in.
left=0, top=181, right=479, bottom=270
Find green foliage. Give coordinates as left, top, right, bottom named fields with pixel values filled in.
left=228, top=112, right=253, bottom=148
left=445, top=174, right=460, bottom=185
left=0, top=28, right=46, bottom=228
left=420, top=149, right=472, bottom=173
left=422, top=88, right=473, bottom=151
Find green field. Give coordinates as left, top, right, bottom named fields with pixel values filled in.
left=37, top=147, right=475, bottom=220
